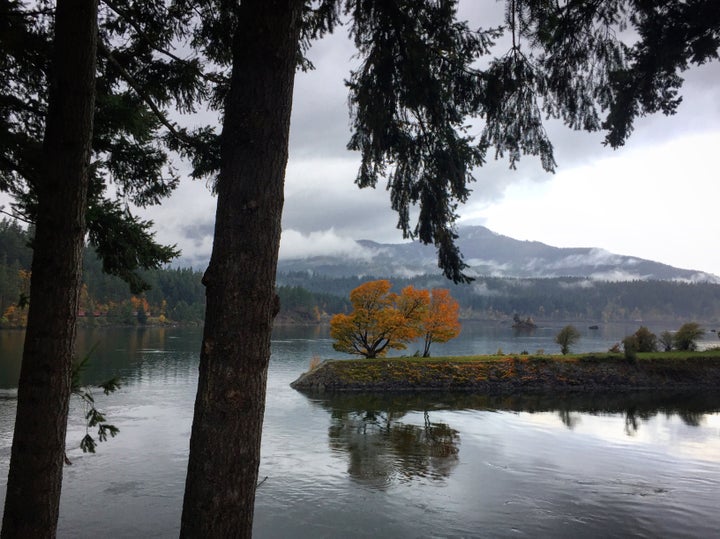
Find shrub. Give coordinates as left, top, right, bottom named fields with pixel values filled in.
left=659, top=330, right=674, bottom=352
left=555, top=325, right=581, bottom=355
left=633, top=326, right=657, bottom=352
left=622, top=336, right=638, bottom=361
left=674, top=322, right=705, bottom=351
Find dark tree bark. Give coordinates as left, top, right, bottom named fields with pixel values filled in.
left=1, top=0, right=97, bottom=537
left=180, top=0, right=303, bottom=536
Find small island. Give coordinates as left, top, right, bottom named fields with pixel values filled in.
left=512, top=314, right=538, bottom=330
left=291, top=352, right=720, bottom=393
left=292, top=280, right=720, bottom=394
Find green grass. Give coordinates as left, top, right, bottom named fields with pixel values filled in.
left=337, top=350, right=720, bottom=364
left=290, top=350, right=720, bottom=392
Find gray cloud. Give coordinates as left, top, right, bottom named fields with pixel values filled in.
left=139, top=2, right=720, bottom=276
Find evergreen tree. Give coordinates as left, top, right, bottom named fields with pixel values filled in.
left=179, top=1, right=719, bottom=536
left=1, top=2, right=211, bottom=535
left=1, top=1, right=98, bottom=535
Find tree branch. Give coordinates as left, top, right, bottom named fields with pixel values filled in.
left=99, top=0, right=225, bottom=85
left=97, top=40, right=191, bottom=145
left=0, top=207, right=33, bottom=225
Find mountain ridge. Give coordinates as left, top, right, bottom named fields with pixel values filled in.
left=278, top=225, right=719, bottom=283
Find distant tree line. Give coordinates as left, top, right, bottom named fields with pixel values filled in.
left=4, top=219, right=719, bottom=327
left=0, top=219, right=348, bottom=327
left=278, top=272, right=720, bottom=324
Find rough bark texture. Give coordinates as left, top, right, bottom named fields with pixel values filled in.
left=180, top=1, right=303, bottom=537
left=1, top=1, right=97, bottom=537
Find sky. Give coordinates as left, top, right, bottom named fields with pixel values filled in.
left=7, top=2, right=719, bottom=278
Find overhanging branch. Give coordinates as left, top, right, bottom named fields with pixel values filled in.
left=97, top=40, right=191, bottom=145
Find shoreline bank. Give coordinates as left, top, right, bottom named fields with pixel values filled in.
left=290, top=353, right=720, bottom=393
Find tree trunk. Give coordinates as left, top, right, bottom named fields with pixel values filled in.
left=423, top=334, right=432, bottom=357
left=1, top=1, right=97, bottom=537
left=180, top=1, right=303, bottom=537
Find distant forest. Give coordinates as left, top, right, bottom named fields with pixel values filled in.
left=277, top=272, right=720, bottom=324
left=2, top=218, right=719, bottom=328
left=0, top=219, right=345, bottom=327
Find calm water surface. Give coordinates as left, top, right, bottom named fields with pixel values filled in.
left=0, top=322, right=719, bottom=538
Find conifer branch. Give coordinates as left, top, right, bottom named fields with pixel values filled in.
left=97, top=40, right=191, bottom=145
left=0, top=207, right=33, bottom=225
left=99, top=0, right=225, bottom=85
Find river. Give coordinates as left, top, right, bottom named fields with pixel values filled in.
left=0, top=321, right=719, bottom=537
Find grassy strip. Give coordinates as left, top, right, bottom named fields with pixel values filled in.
left=291, top=351, right=720, bottom=392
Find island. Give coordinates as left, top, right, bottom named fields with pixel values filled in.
left=512, top=314, right=537, bottom=330
left=290, top=353, right=720, bottom=393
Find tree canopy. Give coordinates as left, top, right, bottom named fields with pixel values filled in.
left=421, top=288, right=461, bottom=357
left=306, top=0, right=720, bottom=282
left=555, top=324, right=581, bottom=355
left=330, top=280, right=428, bottom=358
left=0, top=0, right=220, bottom=291
left=673, top=322, right=705, bottom=351
left=330, top=280, right=461, bottom=358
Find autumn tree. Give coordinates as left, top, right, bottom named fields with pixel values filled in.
left=330, top=280, right=428, bottom=358
left=178, top=0, right=720, bottom=536
left=421, top=288, right=461, bottom=357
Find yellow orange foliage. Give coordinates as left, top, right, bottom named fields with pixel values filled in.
left=330, top=280, right=428, bottom=358
left=421, top=288, right=461, bottom=357
left=2, top=304, right=27, bottom=328
left=130, top=295, right=150, bottom=314
left=330, top=280, right=460, bottom=359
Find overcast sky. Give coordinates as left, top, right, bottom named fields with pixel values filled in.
left=118, top=3, right=720, bottom=279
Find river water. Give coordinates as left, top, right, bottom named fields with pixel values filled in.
left=0, top=322, right=719, bottom=538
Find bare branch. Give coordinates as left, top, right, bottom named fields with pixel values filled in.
left=0, top=207, right=34, bottom=225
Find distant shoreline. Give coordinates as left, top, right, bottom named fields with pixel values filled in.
left=290, top=353, right=720, bottom=393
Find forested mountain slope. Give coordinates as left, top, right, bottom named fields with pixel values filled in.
left=2, top=219, right=719, bottom=326
left=278, top=225, right=719, bottom=283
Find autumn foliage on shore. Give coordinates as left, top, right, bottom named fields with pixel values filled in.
left=330, top=280, right=461, bottom=358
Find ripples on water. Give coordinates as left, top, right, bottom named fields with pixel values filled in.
left=0, top=324, right=718, bottom=537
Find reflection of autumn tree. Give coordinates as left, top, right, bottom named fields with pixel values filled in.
left=624, top=406, right=662, bottom=436
left=328, top=409, right=459, bottom=489
left=557, top=409, right=581, bottom=430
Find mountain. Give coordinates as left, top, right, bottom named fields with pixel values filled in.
left=278, top=225, right=720, bottom=283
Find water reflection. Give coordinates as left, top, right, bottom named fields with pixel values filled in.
left=0, top=327, right=202, bottom=389
left=326, top=406, right=460, bottom=489
left=308, top=389, right=720, bottom=451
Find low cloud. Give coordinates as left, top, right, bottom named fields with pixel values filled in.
left=279, top=228, right=375, bottom=260
left=547, top=249, right=624, bottom=270
left=471, top=282, right=500, bottom=296
left=673, top=273, right=720, bottom=285
left=558, top=280, right=595, bottom=289
left=589, top=269, right=648, bottom=282
left=465, top=258, right=512, bottom=276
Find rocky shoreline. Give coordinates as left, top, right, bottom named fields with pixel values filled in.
left=290, top=354, right=720, bottom=393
